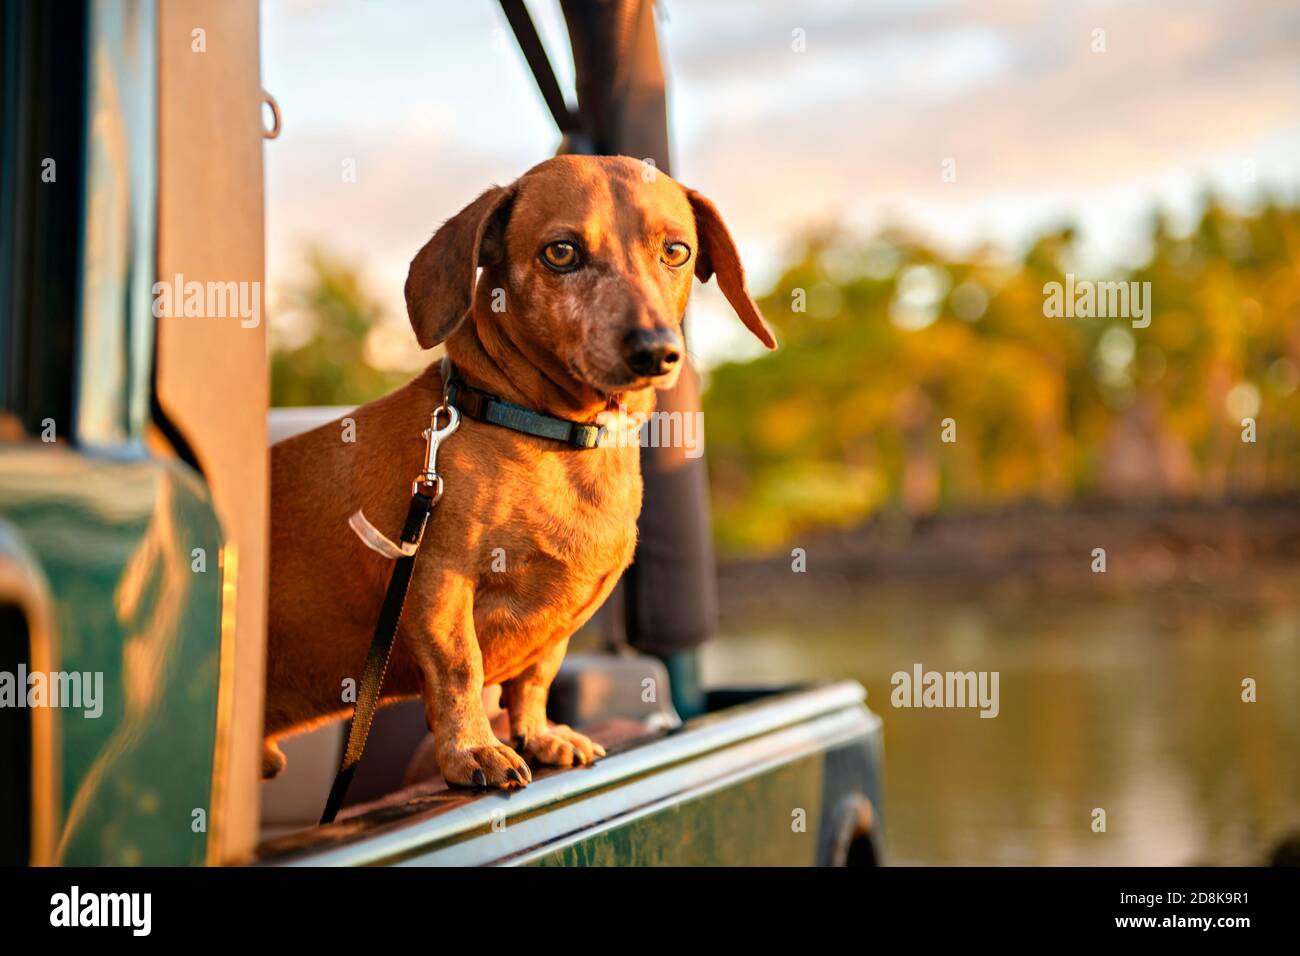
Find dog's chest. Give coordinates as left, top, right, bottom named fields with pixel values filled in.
left=474, top=447, right=641, bottom=677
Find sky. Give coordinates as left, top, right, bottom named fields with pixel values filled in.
left=262, top=0, right=1300, bottom=371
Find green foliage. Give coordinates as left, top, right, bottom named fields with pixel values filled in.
left=705, top=199, right=1300, bottom=554
left=269, top=248, right=412, bottom=407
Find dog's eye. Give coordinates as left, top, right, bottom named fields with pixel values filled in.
left=541, top=241, right=580, bottom=272
left=662, top=242, right=691, bottom=268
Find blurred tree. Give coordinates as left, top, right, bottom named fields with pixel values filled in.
left=704, top=199, right=1300, bottom=554
left=270, top=248, right=413, bottom=407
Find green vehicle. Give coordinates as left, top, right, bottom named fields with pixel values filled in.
left=0, top=0, right=884, bottom=867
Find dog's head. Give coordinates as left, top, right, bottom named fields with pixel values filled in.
left=404, top=155, right=776, bottom=397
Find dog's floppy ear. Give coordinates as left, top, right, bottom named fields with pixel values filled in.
left=687, top=189, right=777, bottom=350
left=405, top=185, right=514, bottom=349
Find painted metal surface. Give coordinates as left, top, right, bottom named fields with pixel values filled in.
left=0, top=0, right=228, bottom=865
left=0, top=520, right=59, bottom=864
left=153, top=0, right=271, bottom=863
left=0, top=446, right=225, bottom=864
left=526, top=753, right=826, bottom=866
left=263, top=682, right=883, bottom=866
left=75, top=0, right=157, bottom=447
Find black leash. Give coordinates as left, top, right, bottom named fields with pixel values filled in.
left=319, top=491, right=433, bottom=824
left=320, top=405, right=460, bottom=825
left=497, top=0, right=581, bottom=135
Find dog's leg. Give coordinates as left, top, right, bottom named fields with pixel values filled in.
left=502, top=638, right=607, bottom=768
left=406, top=574, right=533, bottom=789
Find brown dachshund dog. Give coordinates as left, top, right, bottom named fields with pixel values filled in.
left=264, top=155, right=775, bottom=788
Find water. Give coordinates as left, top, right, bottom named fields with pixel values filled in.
left=706, top=583, right=1300, bottom=865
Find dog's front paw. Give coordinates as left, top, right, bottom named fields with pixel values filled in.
left=440, top=742, right=533, bottom=789
left=518, top=724, right=606, bottom=768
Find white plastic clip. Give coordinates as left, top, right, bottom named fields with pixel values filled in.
left=348, top=509, right=419, bottom=559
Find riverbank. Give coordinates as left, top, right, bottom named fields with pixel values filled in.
left=717, top=498, right=1300, bottom=620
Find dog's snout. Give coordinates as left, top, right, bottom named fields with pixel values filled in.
left=622, top=328, right=681, bottom=378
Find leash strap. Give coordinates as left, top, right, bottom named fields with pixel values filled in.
left=321, top=404, right=458, bottom=823
left=320, top=490, right=434, bottom=824
left=497, top=0, right=582, bottom=134
left=444, top=363, right=606, bottom=449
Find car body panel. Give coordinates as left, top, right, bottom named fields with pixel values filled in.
left=259, top=681, right=884, bottom=867
left=0, top=445, right=224, bottom=864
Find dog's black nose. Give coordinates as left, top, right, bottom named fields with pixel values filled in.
left=622, top=328, right=681, bottom=378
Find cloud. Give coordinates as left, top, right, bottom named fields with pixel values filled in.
left=263, top=0, right=1300, bottom=366
left=655, top=0, right=1300, bottom=289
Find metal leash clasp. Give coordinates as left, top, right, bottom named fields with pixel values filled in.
left=349, top=403, right=460, bottom=560
left=413, top=404, right=460, bottom=500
